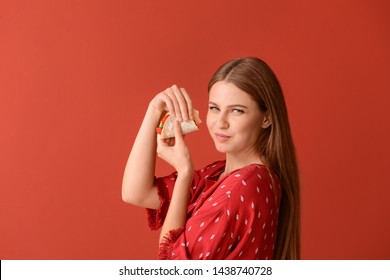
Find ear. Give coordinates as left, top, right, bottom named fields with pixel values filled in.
left=261, top=114, right=272, bottom=129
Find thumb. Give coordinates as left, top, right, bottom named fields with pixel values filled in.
left=156, top=134, right=167, bottom=155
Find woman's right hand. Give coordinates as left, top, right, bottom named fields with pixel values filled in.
left=150, top=85, right=194, bottom=122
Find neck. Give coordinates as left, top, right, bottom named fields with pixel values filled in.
left=223, top=152, right=263, bottom=175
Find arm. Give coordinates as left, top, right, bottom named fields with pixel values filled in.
left=121, top=104, right=162, bottom=209
left=156, top=120, right=194, bottom=243
left=122, top=85, right=194, bottom=209
left=159, top=169, right=193, bottom=243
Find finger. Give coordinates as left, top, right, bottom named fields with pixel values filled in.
left=157, top=134, right=168, bottom=148
left=173, top=120, right=184, bottom=144
left=160, top=92, right=175, bottom=118
left=172, top=85, right=189, bottom=121
left=156, top=135, right=165, bottom=157
left=165, top=87, right=182, bottom=121
left=180, top=87, right=193, bottom=120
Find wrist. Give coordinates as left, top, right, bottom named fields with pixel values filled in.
left=144, top=104, right=165, bottom=129
left=147, top=103, right=164, bottom=118
left=176, top=165, right=194, bottom=179
left=148, top=101, right=167, bottom=118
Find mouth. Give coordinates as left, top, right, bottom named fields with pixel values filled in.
left=214, top=133, right=231, bottom=142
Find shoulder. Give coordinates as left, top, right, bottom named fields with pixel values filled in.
left=223, top=164, right=281, bottom=195
left=198, top=160, right=225, bottom=172
left=195, top=160, right=225, bottom=178
left=241, top=164, right=278, bottom=182
left=221, top=165, right=282, bottom=215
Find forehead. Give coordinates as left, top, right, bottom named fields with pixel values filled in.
left=209, top=81, right=257, bottom=107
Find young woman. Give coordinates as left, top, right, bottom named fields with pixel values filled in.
left=122, top=57, right=300, bottom=260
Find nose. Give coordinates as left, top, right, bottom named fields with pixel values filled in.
left=216, top=112, right=229, bottom=129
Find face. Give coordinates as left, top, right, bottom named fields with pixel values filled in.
left=207, top=81, right=269, bottom=158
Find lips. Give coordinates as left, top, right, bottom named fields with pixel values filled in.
left=215, top=133, right=231, bottom=142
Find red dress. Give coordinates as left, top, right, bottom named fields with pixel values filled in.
left=147, top=160, right=282, bottom=260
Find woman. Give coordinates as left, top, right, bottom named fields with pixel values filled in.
left=122, top=57, right=300, bottom=259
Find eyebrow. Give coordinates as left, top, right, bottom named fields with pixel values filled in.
left=208, top=101, right=248, bottom=109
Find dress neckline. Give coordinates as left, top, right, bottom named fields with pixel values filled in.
left=206, top=160, right=266, bottom=182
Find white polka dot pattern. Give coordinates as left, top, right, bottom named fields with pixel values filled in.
left=149, top=160, right=282, bottom=260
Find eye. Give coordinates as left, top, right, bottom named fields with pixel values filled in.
left=209, top=106, right=220, bottom=111
left=232, top=108, right=244, bottom=114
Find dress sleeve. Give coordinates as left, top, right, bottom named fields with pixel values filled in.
left=146, top=169, right=202, bottom=231
left=158, top=165, right=281, bottom=260
left=146, top=172, right=177, bottom=231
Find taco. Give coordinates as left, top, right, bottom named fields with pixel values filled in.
left=156, top=110, right=201, bottom=139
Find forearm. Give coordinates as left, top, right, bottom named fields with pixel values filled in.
left=159, top=170, right=193, bottom=243
left=122, top=103, right=163, bottom=208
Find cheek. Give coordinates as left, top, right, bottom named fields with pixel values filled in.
left=237, top=119, right=262, bottom=139
left=206, top=113, right=213, bottom=130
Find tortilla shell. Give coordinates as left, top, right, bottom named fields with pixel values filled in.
left=159, top=110, right=201, bottom=139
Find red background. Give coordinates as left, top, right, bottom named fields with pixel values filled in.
left=1, top=0, right=389, bottom=259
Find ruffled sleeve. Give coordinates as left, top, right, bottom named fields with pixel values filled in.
left=146, top=173, right=177, bottom=231
left=158, top=227, right=186, bottom=259
left=145, top=161, right=223, bottom=232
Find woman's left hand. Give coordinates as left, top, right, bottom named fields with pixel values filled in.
left=156, top=120, right=193, bottom=174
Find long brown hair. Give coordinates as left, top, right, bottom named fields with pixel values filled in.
left=208, top=57, right=301, bottom=259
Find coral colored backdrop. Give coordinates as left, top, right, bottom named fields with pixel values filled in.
left=1, top=0, right=389, bottom=259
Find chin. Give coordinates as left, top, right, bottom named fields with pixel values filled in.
left=213, top=143, right=230, bottom=154
left=215, top=147, right=226, bottom=153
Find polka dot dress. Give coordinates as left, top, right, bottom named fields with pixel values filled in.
left=147, top=160, right=282, bottom=260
